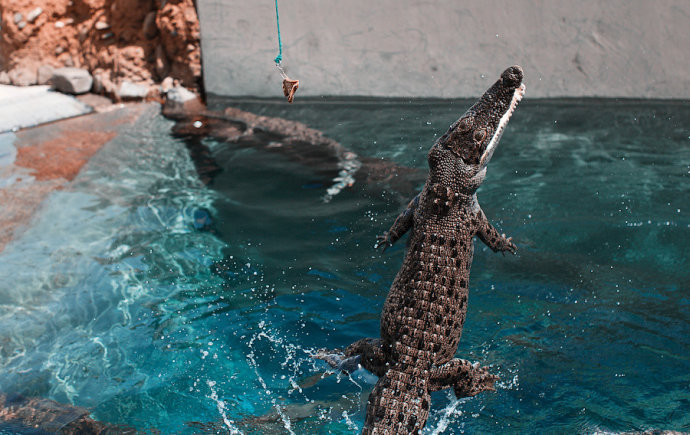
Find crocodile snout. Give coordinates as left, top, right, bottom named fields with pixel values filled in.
left=501, top=65, right=523, bottom=88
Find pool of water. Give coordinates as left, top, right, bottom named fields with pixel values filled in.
left=0, top=98, right=688, bottom=433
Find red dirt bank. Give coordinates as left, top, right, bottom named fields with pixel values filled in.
left=0, top=0, right=201, bottom=94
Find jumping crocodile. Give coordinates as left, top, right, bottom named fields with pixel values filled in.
left=318, top=65, right=525, bottom=434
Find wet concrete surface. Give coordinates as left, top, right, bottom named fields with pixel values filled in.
left=0, top=102, right=154, bottom=253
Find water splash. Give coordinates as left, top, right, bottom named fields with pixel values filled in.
left=207, top=380, right=242, bottom=434
left=2, top=100, right=689, bottom=433
left=428, top=392, right=469, bottom=435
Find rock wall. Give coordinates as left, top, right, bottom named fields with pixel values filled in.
left=198, top=0, right=690, bottom=99
left=0, top=0, right=201, bottom=96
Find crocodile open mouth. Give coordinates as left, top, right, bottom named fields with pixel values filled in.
left=479, top=82, right=525, bottom=168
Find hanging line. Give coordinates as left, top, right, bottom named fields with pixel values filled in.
left=274, top=0, right=283, bottom=65
left=272, top=0, right=299, bottom=103
left=276, top=63, right=288, bottom=80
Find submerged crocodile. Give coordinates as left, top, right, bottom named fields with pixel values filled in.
left=165, top=104, right=426, bottom=202
left=318, top=66, right=525, bottom=434
left=0, top=392, right=133, bottom=434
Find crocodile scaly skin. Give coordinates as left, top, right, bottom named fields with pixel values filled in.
left=321, top=66, right=525, bottom=434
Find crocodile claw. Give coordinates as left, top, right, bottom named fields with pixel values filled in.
left=312, top=348, right=361, bottom=374
left=505, top=236, right=517, bottom=255
left=374, top=233, right=393, bottom=252
left=312, top=348, right=345, bottom=369
left=453, top=365, right=499, bottom=398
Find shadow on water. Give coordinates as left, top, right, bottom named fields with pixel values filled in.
left=1, top=98, right=689, bottom=433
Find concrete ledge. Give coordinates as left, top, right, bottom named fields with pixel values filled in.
left=0, top=85, right=92, bottom=133
left=199, top=0, right=690, bottom=99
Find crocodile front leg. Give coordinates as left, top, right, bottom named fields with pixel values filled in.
left=314, top=338, right=387, bottom=377
left=344, top=338, right=388, bottom=377
left=475, top=208, right=517, bottom=254
left=429, top=358, right=499, bottom=398
left=375, top=193, right=420, bottom=251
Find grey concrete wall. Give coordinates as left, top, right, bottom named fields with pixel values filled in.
left=198, top=0, right=690, bottom=99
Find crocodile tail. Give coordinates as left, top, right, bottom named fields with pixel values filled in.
left=362, top=366, right=431, bottom=434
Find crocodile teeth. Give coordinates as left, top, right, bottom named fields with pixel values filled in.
left=479, top=83, right=526, bottom=168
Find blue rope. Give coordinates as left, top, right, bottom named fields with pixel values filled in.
left=274, top=0, right=282, bottom=64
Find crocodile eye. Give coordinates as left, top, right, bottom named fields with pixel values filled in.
left=473, top=129, right=486, bottom=143
left=457, top=117, right=473, bottom=132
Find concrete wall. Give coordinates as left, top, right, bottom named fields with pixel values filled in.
left=198, top=0, right=690, bottom=99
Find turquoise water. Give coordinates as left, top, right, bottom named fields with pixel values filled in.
left=0, top=99, right=688, bottom=433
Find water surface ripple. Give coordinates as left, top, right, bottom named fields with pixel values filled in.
left=0, top=99, right=688, bottom=433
